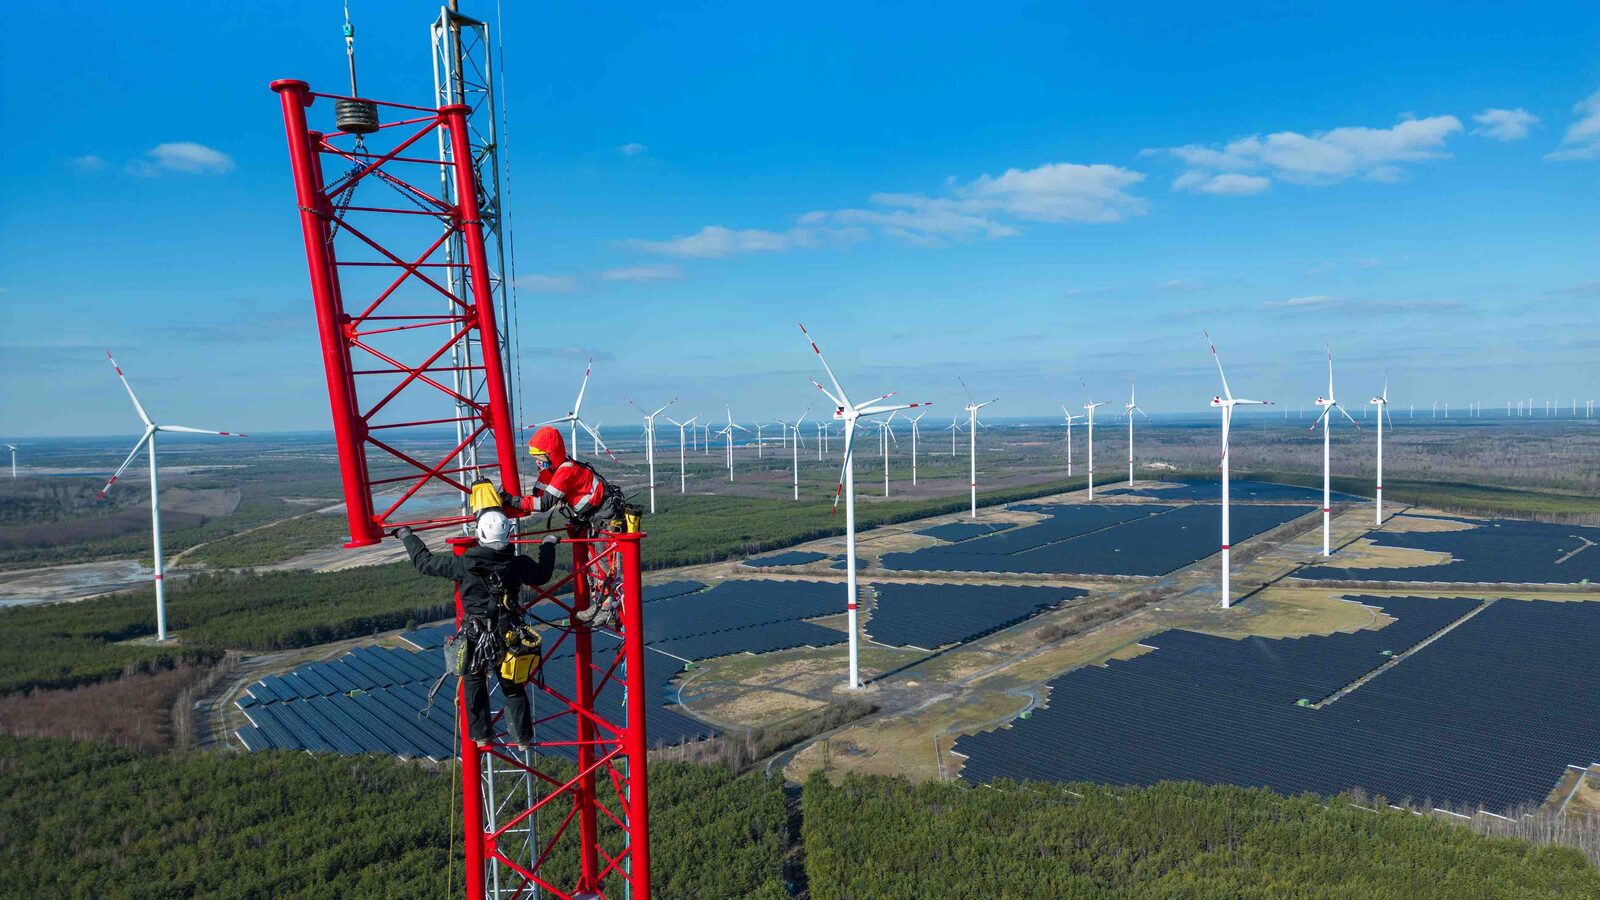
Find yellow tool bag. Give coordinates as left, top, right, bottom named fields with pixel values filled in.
left=469, top=478, right=505, bottom=514
left=498, top=623, right=543, bottom=685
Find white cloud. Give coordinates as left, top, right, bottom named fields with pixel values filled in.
left=628, top=161, right=1145, bottom=255
left=599, top=264, right=681, bottom=282
left=628, top=225, right=819, bottom=259
left=1160, top=115, right=1463, bottom=191
left=1263, top=294, right=1462, bottom=313
left=619, top=142, right=648, bottom=156
left=126, top=142, right=235, bottom=176
left=515, top=274, right=578, bottom=293
left=1354, top=256, right=1381, bottom=270
left=1172, top=171, right=1270, bottom=195
left=1471, top=107, right=1538, bottom=142
left=1158, top=278, right=1209, bottom=292
left=1547, top=89, right=1600, bottom=161
left=69, top=155, right=107, bottom=173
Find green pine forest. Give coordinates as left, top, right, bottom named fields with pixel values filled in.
left=2, top=735, right=1596, bottom=899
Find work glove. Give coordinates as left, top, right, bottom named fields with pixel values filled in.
left=394, top=526, right=415, bottom=541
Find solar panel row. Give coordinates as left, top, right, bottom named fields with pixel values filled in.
left=742, top=551, right=829, bottom=568
left=244, top=645, right=441, bottom=704
left=1298, top=518, right=1600, bottom=585
left=956, top=595, right=1600, bottom=814
left=867, top=583, right=1089, bottom=650
left=1099, top=480, right=1365, bottom=504
left=882, top=504, right=1312, bottom=576
left=916, top=521, right=1017, bottom=543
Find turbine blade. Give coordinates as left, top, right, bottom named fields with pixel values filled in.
left=577, top=419, right=619, bottom=462
left=957, top=376, right=974, bottom=405
left=653, top=398, right=677, bottom=417
left=1337, top=403, right=1361, bottom=428
left=99, top=429, right=153, bottom=498
left=157, top=426, right=246, bottom=436
left=799, top=323, right=853, bottom=408
left=107, top=352, right=153, bottom=426
left=832, top=420, right=859, bottom=512
left=1204, top=331, right=1234, bottom=400
left=572, top=358, right=593, bottom=417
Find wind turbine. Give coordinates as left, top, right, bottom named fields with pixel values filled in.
left=4, top=444, right=15, bottom=479
left=664, top=414, right=698, bottom=494
left=1123, top=379, right=1149, bottom=487
left=777, top=410, right=810, bottom=500
left=98, top=352, right=245, bottom=641
left=874, top=411, right=899, bottom=497
left=1082, top=385, right=1109, bottom=500
left=959, top=378, right=997, bottom=518
left=908, top=410, right=927, bottom=486
left=945, top=414, right=964, bottom=456
left=754, top=422, right=770, bottom=458
left=624, top=396, right=676, bottom=514
left=534, top=357, right=615, bottom=462
left=800, top=324, right=929, bottom=690
left=1205, top=332, right=1269, bottom=609
left=1059, top=406, right=1081, bottom=477
left=717, top=407, right=751, bottom=482
left=1311, top=345, right=1359, bottom=556
left=1369, top=380, right=1391, bottom=526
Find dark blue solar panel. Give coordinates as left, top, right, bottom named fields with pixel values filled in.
left=829, top=556, right=867, bottom=571
left=882, top=503, right=1311, bottom=576
left=1298, top=517, right=1600, bottom=584
left=652, top=620, right=845, bottom=660
left=1099, top=480, right=1366, bottom=503
left=742, top=551, right=829, bottom=568
left=868, top=583, right=1089, bottom=650
left=917, top=521, right=1017, bottom=543
left=955, top=595, right=1598, bottom=814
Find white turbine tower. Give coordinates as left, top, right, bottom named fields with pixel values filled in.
left=801, top=324, right=928, bottom=689
left=1311, top=345, right=1360, bottom=556
left=1082, top=385, right=1109, bottom=500
left=908, top=410, right=927, bottom=486
left=777, top=410, right=810, bottom=500
left=535, top=357, right=615, bottom=462
left=754, top=422, right=770, bottom=458
left=1059, top=406, right=1081, bottom=477
left=664, top=414, right=699, bottom=494
left=1205, top=332, right=1269, bottom=609
left=717, top=407, right=751, bottom=482
left=1123, top=379, right=1149, bottom=487
left=874, top=411, right=899, bottom=497
left=624, top=396, right=676, bottom=514
left=4, top=444, right=15, bottom=479
left=958, top=378, right=997, bottom=518
left=98, top=352, right=245, bottom=641
left=945, top=414, right=963, bottom=456
left=1369, top=380, right=1391, bottom=526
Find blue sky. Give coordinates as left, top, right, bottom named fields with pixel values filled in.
left=2, top=1, right=1598, bottom=437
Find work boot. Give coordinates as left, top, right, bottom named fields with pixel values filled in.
left=576, top=598, right=616, bottom=629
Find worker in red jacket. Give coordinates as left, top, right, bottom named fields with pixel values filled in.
left=508, top=426, right=607, bottom=519
left=508, top=425, right=619, bottom=626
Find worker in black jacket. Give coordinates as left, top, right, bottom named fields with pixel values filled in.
left=396, top=509, right=557, bottom=749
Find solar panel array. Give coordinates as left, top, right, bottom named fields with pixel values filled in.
left=742, top=551, right=829, bottom=568
left=916, top=521, right=1017, bottom=543
left=1299, top=517, right=1600, bottom=584
left=957, top=595, right=1600, bottom=813
left=881, top=503, right=1312, bottom=576
left=239, top=579, right=841, bottom=758
left=829, top=555, right=867, bottom=570
left=1101, top=480, right=1365, bottom=503
left=867, top=583, right=1089, bottom=650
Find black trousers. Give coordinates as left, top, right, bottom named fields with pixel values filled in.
left=464, top=667, right=531, bottom=744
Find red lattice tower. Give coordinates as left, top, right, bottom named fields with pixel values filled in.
left=271, top=79, right=651, bottom=899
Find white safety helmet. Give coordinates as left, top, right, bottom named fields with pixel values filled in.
left=475, top=509, right=511, bottom=550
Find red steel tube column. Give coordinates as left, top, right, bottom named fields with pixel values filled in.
left=451, top=537, right=488, bottom=900
left=271, top=79, right=380, bottom=547
left=616, top=532, right=651, bottom=897
left=440, top=104, right=521, bottom=500
left=568, top=535, right=602, bottom=891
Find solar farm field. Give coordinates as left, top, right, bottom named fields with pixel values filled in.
left=1299, top=516, right=1600, bottom=584
left=1100, top=479, right=1366, bottom=503
left=866, top=583, right=1089, bottom=650
left=955, top=595, right=1600, bottom=814
left=880, top=502, right=1313, bottom=575
left=235, top=579, right=848, bottom=757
